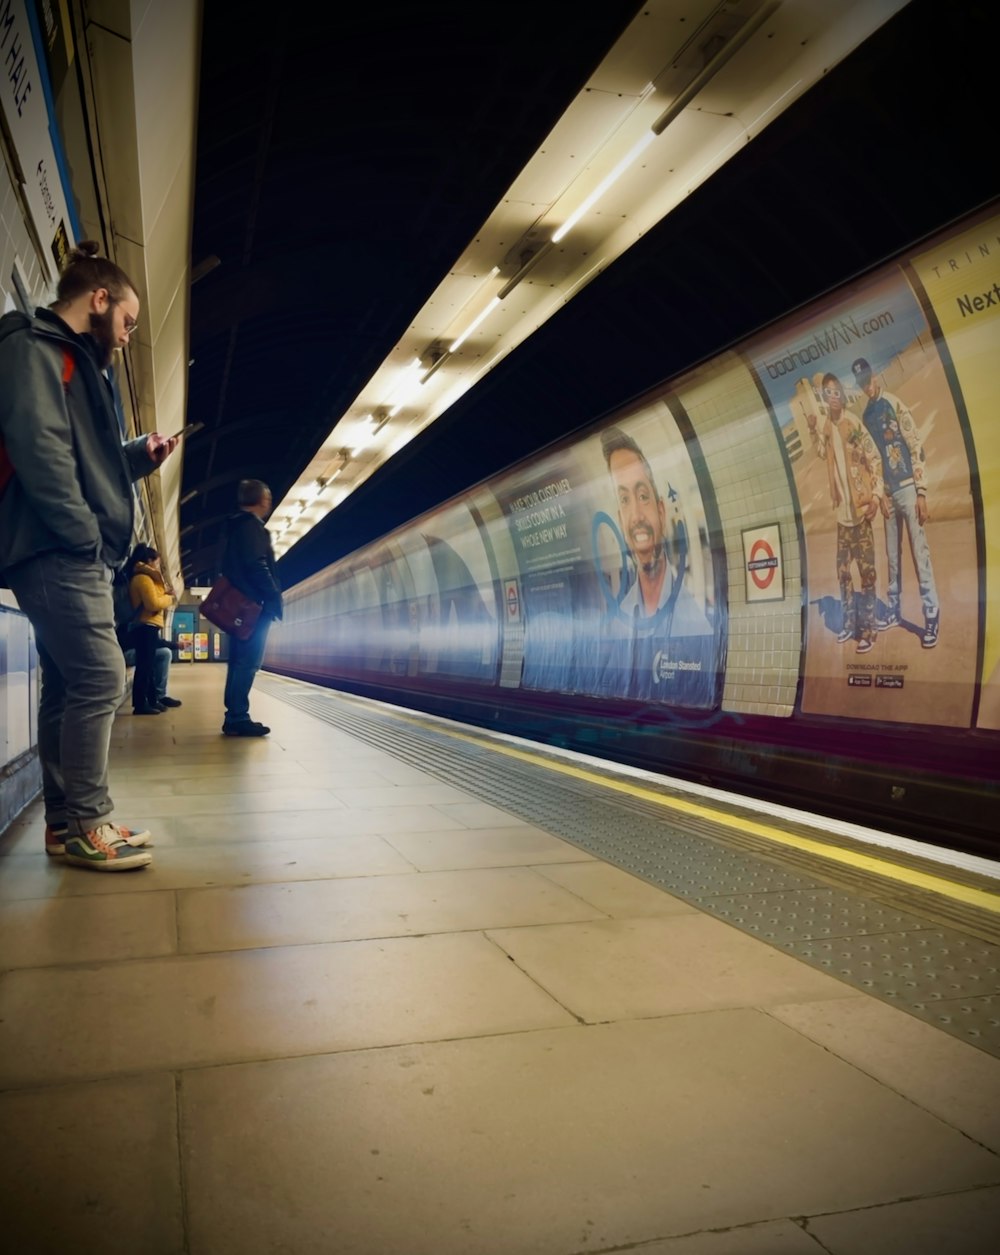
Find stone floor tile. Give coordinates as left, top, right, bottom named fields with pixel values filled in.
left=0, top=1072, right=182, bottom=1254
left=487, top=915, right=857, bottom=1020
left=178, top=1013, right=1000, bottom=1255
left=0, top=932, right=574, bottom=1088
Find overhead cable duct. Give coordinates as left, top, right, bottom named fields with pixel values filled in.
left=651, top=0, right=782, bottom=135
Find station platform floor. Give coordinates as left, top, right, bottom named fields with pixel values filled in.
left=1, top=662, right=999, bottom=1255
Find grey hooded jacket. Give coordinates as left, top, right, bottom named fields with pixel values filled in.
left=0, top=307, right=157, bottom=585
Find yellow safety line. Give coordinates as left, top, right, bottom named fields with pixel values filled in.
left=419, top=718, right=1000, bottom=916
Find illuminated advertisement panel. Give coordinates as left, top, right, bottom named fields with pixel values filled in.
left=491, top=445, right=590, bottom=696
left=906, top=209, right=1000, bottom=728
left=397, top=498, right=500, bottom=683
left=747, top=267, right=979, bottom=725
left=493, top=395, right=724, bottom=708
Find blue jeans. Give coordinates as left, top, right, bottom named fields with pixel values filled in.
left=6, top=552, right=125, bottom=835
left=223, top=614, right=272, bottom=725
left=885, top=484, right=938, bottom=621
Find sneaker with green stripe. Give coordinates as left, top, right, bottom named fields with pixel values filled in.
left=46, top=821, right=152, bottom=857
left=63, top=824, right=153, bottom=871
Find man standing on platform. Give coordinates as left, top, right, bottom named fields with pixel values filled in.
left=0, top=242, right=180, bottom=870
left=219, top=479, right=283, bottom=736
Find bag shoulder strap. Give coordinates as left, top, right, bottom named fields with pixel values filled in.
left=1, top=341, right=77, bottom=500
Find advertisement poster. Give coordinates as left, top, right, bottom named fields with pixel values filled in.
left=495, top=398, right=724, bottom=708
left=748, top=269, right=979, bottom=725
left=494, top=446, right=594, bottom=695
left=397, top=499, right=499, bottom=683
left=173, top=610, right=195, bottom=662
left=194, top=633, right=208, bottom=661
left=906, top=209, right=1000, bottom=728
left=0, top=0, right=77, bottom=278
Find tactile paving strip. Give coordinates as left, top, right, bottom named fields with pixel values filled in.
left=260, top=676, right=1000, bottom=1057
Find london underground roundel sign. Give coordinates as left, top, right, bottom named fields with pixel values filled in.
left=741, top=523, right=784, bottom=603
left=748, top=538, right=778, bottom=590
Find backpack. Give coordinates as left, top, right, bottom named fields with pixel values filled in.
left=112, top=568, right=144, bottom=650
left=0, top=312, right=76, bottom=501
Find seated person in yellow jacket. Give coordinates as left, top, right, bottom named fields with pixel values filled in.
left=126, top=543, right=177, bottom=714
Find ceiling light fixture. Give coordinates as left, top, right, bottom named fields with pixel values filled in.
left=448, top=296, right=502, bottom=354
left=424, top=2, right=784, bottom=353
left=651, top=0, right=782, bottom=135
left=551, top=131, right=657, bottom=244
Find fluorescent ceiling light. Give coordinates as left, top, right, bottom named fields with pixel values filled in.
left=552, top=131, right=656, bottom=243
left=449, top=296, right=502, bottom=353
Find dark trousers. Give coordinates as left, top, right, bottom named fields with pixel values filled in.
left=131, top=624, right=162, bottom=710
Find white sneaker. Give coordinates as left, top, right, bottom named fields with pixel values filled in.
left=108, top=822, right=152, bottom=847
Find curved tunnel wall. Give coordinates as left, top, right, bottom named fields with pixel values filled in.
left=266, top=199, right=1000, bottom=852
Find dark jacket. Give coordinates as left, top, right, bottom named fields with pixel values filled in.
left=0, top=308, right=157, bottom=583
left=221, top=509, right=283, bottom=620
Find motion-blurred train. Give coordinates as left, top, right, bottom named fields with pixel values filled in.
left=266, top=199, right=1000, bottom=856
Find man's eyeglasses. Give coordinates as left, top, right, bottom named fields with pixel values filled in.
left=93, top=288, right=138, bottom=336
left=822, top=386, right=842, bottom=398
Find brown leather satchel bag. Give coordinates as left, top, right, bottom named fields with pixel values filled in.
left=200, top=575, right=262, bottom=641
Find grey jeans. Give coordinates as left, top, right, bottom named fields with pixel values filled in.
left=6, top=551, right=125, bottom=835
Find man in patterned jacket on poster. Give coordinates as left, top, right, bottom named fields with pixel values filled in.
left=807, top=371, right=884, bottom=654
left=852, top=357, right=940, bottom=648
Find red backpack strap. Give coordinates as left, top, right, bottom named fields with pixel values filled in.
left=1, top=346, right=75, bottom=501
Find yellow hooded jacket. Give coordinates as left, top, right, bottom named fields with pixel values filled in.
left=129, top=560, right=173, bottom=629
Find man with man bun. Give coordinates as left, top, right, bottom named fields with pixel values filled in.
left=0, top=241, right=180, bottom=869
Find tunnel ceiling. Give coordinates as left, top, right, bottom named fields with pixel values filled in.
left=180, top=0, right=644, bottom=584
left=181, top=0, right=1000, bottom=590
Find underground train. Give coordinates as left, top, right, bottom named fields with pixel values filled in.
left=265, top=198, right=1000, bottom=856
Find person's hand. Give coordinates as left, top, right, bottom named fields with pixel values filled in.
left=863, top=496, right=879, bottom=521
left=880, top=494, right=891, bottom=518
left=146, top=432, right=179, bottom=465
left=916, top=494, right=928, bottom=526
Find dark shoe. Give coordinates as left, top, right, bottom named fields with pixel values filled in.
left=45, top=823, right=67, bottom=857
left=835, top=628, right=853, bottom=644
left=222, top=721, right=270, bottom=737
left=133, top=704, right=163, bottom=715
left=855, top=638, right=874, bottom=655
left=922, top=614, right=939, bottom=648
left=158, top=696, right=182, bottom=707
